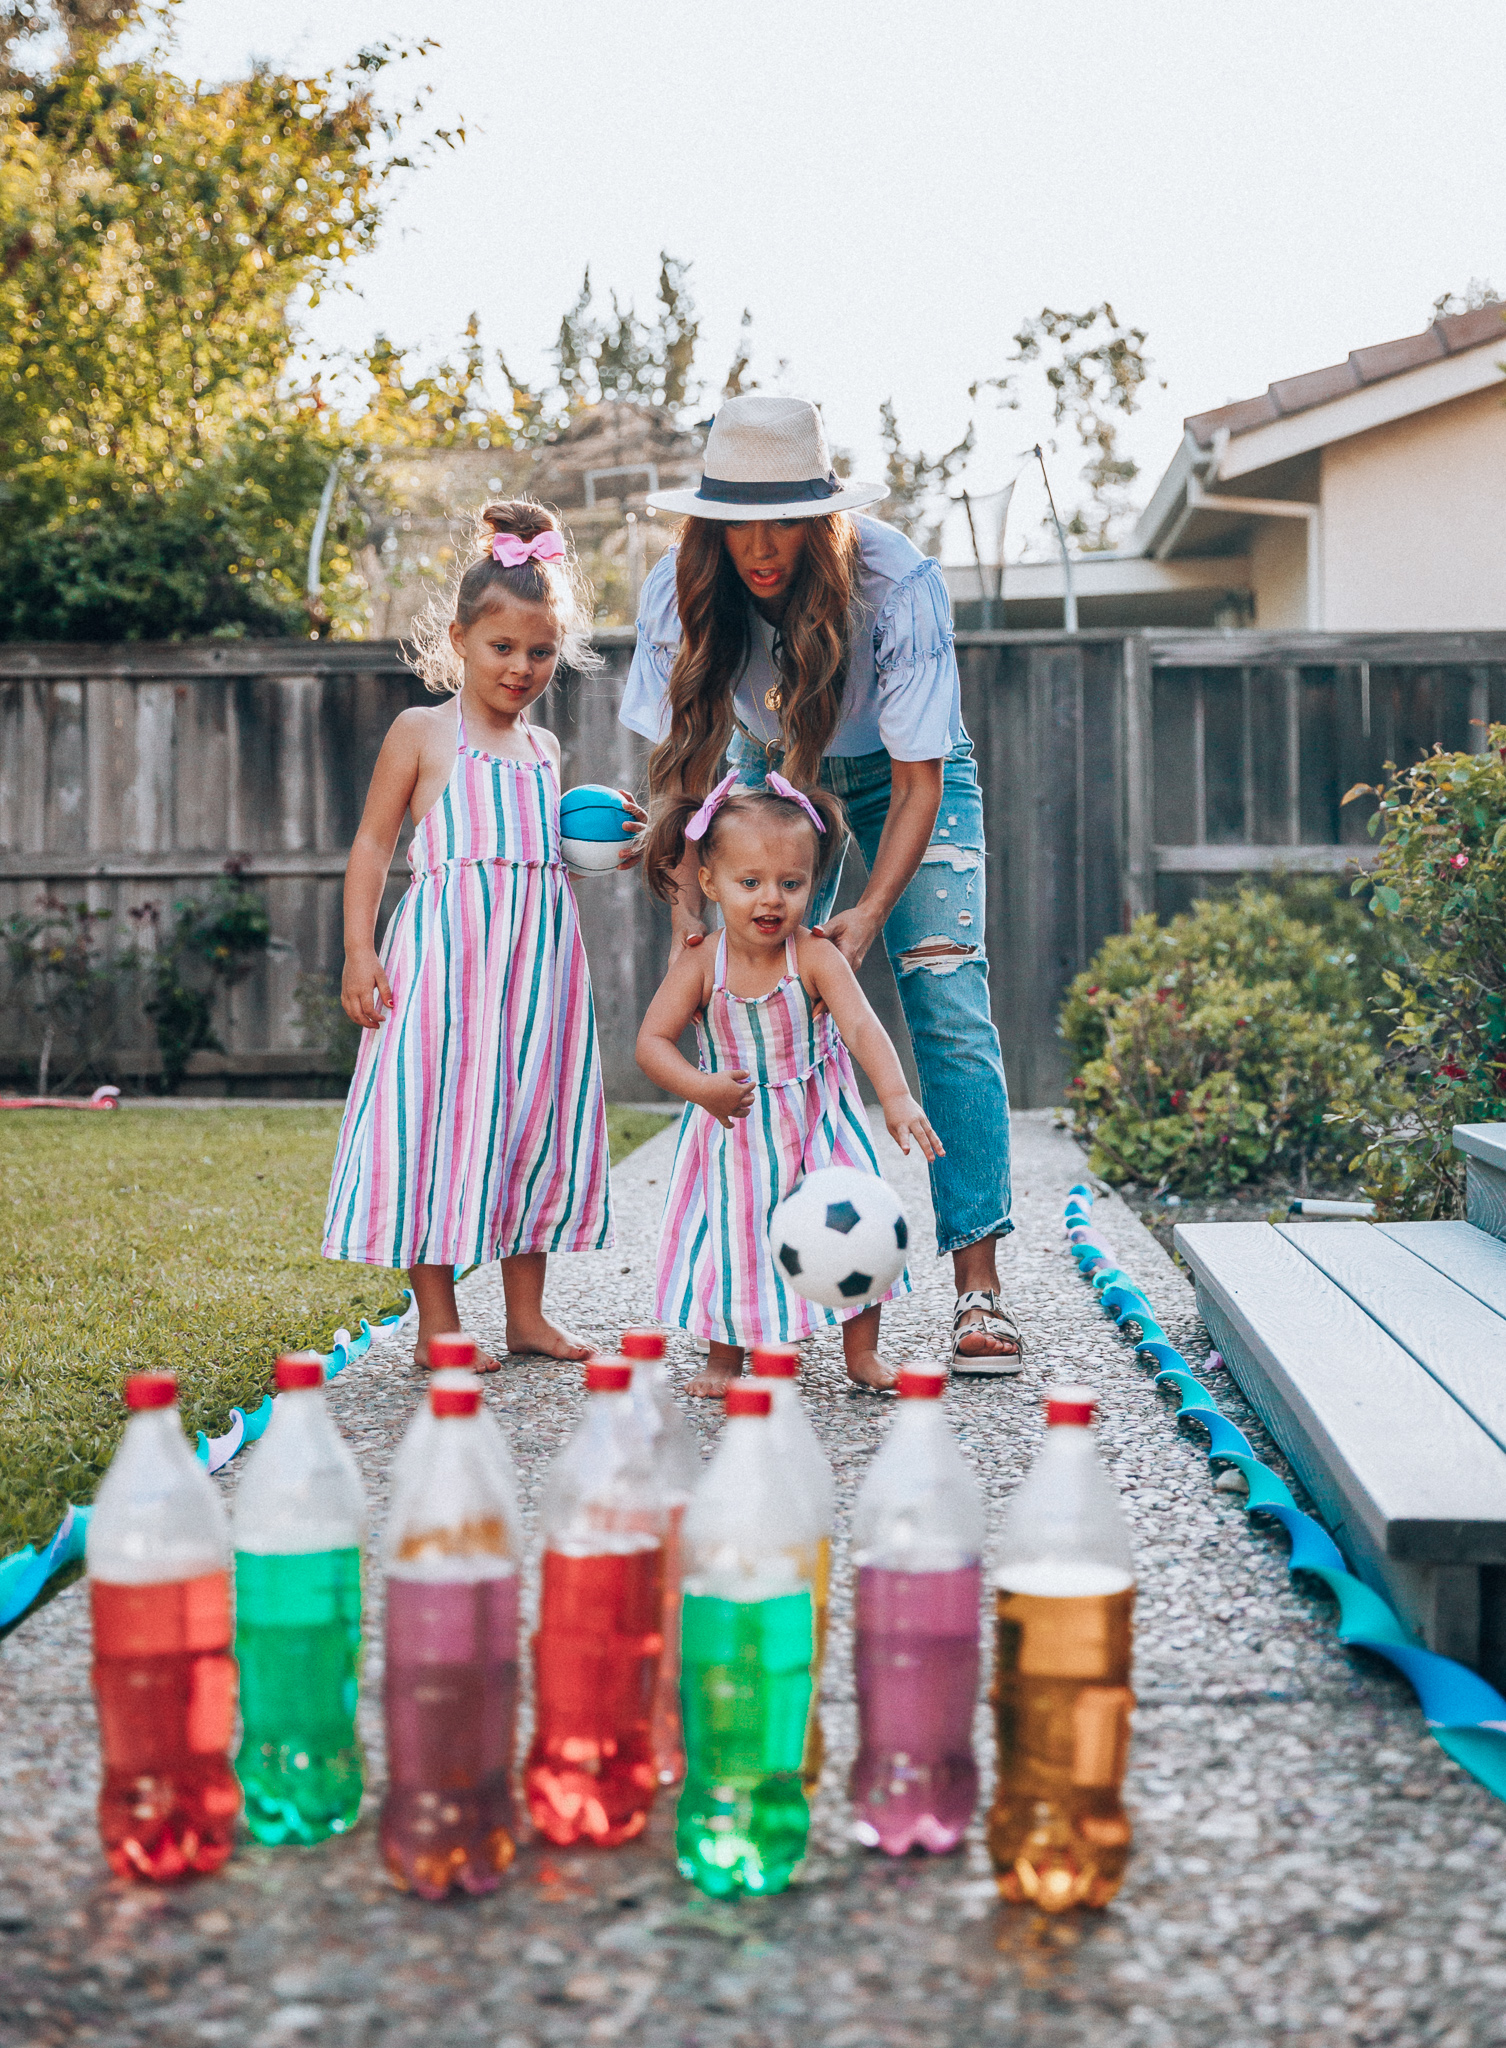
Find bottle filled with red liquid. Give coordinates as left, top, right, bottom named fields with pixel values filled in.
left=380, top=1340, right=525, bottom=1900
left=849, top=1365, right=984, bottom=1855
left=86, top=1373, right=240, bottom=1881
left=620, top=1328, right=701, bottom=1785
left=989, top=1385, right=1136, bottom=1911
left=524, top=1357, right=665, bottom=1846
left=749, top=1344, right=834, bottom=1788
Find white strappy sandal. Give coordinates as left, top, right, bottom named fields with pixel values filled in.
left=950, top=1290, right=1026, bottom=1376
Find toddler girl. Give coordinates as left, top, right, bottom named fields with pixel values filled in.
left=636, top=774, right=941, bottom=1394
left=324, top=503, right=631, bottom=1368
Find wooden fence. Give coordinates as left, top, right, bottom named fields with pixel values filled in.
left=4, top=629, right=1506, bottom=1108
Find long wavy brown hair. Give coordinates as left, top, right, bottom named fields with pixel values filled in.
left=646, top=513, right=858, bottom=799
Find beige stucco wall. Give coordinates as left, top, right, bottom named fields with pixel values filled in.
left=1249, top=516, right=1310, bottom=628
left=1318, top=381, right=1506, bottom=629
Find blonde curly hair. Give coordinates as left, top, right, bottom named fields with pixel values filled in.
left=406, top=500, right=601, bottom=692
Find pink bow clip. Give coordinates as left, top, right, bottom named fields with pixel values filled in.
left=683, top=770, right=738, bottom=843
left=765, top=771, right=826, bottom=835
left=491, top=530, right=566, bottom=569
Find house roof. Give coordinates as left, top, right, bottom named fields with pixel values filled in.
left=1184, top=302, right=1505, bottom=449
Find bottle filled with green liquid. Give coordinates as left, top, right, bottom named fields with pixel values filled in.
left=232, top=1352, right=368, bottom=1844
left=677, top=1382, right=817, bottom=1897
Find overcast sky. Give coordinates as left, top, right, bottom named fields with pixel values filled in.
left=165, top=0, right=1506, bottom=559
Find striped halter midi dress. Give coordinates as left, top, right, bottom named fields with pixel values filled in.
left=655, top=932, right=909, bottom=1344
left=323, top=712, right=612, bottom=1270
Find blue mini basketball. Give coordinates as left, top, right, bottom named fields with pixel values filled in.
left=559, top=783, right=635, bottom=875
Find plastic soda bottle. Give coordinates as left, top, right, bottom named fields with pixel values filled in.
left=849, top=1364, right=984, bottom=1854
left=677, top=1383, right=816, bottom=1897
left=524, top=1357, right=665, bottom=1846
left=231, top=1352, right=367, bottom=1844
left=620, top=1328, right=701, bottom=1785
left=381, top=1346, right=525, bottom=1898
left=749, top=1343, right=833, bottom=1787
left=989, top=1384, right=1136, bottom=1911
left=86, top=1373, right=240, bottom=1880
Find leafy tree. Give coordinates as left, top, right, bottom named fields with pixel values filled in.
left=544, top=252, right=703, bottom=421
left=875, top=399, right=974, bottom=555
left=0, top=3, right=453, bottom=638
left=1431, top=278, right=1499, bottom=320
left=974, top=303, right=1157, bottom=551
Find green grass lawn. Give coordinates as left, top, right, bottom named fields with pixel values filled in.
left=0, top=1103, right=673, bottom=1559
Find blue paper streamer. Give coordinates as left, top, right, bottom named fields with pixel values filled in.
left=1064, top=1182, right=1506, bottom=1801
left=0, top=1292, right=415, bottom=1629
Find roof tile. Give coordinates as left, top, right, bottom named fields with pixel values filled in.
left=1183, top=301, right=1503, bottom=442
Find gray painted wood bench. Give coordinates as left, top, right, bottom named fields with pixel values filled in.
left=1174, top=1124, right=1506, bottom=1687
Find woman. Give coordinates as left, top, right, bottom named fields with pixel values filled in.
left=620, top=392, right=1020, bottom=1371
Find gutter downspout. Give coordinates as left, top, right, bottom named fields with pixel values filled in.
left=1182, top=430, right=1322, bottom=629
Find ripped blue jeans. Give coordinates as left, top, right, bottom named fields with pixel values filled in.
left=729, top=729, right=1012, bottom=1254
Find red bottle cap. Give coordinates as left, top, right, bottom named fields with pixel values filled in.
left=897, top=1367, right=947, bottom=1399
left=275, top=1352, right=324, bottom=1392
left=1046, top=1384, right=1097, bottom=1427
left=750, top=1344, right=799, bottom=1379
left=586, top=1359, right=633, bottom=1393
left=124, top=1372, right=176, bottom=1410
left=431, top=1384, right=481, bottom=1418
left=427, top=1332, right=478, bottom=1370
left=725, top=1384, right=772, bottom=1418
left=619, top=1329, right=666, bottom=1360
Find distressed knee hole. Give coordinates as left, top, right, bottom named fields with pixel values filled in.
left=898, top=936, right=980, bottom=976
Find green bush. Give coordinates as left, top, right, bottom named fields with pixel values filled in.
left=1335, top=730, right=1506, bottom=1218
left=1063, top=888, right=1389, bottom=1193
left=0, top=435, right=342, bottom=643
left=1061, top=884, right=1387, bottom=1072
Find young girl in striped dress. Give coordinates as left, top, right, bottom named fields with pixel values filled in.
left=636, top=777, right=941, bottom=1394
left=324, top=503, right=632, bottom=1368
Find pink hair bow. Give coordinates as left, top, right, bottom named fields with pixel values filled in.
left=491, top=529, right=566, bottom=569
left=765, top=771, right=826, bottom=834
left=683, top=770, right=738, bottom=842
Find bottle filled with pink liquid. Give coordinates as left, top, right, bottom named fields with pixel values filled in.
left=380, top=1339, right=524, bottom=1900
left=86, top=1372, right=240, bottom=1881
left=524, top=1357, right=665, bottom=1846
left=849, top=1365, right=985, bottom=1856
left=620, top=1329, right=701, bottom=1785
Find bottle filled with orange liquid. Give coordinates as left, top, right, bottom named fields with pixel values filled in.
left=620, top=1328, right=701, bottom=1785
left=988, top=1385, right=1135, bottom=1912
left=86, top=1372, right=240, bottom=1881
left=749, top=1344, right=833, bottom=1787
left=524, top=1358, right=666, bottom=1846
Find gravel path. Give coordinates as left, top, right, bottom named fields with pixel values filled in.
left=3, top=1110, right=1505, bottom=2048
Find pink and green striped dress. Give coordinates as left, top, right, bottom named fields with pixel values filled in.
left=323, top=712, right=611, bottom=1270
left=656, top=932, right=909, bottom=1343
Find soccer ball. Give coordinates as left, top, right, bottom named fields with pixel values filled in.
left=559, top=783, right=637, bottom=876
left=768, top=1166, right=909, bottom=1311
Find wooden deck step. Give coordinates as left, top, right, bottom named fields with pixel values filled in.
left=1381, top=1219, right=1506, bottom=1322
left=1174, top=1219, right=1506, bottom=1671
left=1277, top=1222, right=1506, bottom=1457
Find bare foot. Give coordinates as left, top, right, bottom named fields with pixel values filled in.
left=503, top=1314, right=592, bottom=1362
left=843, top=1345, right=900, bottom=1393
left=413, top=1331, right=502, bottom=1373
left=687, top=1340, right=744, bottom=1399
left=685, top=1364, right=740, bottom=1399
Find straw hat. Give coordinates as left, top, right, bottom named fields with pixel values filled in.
left=648, top=394, right=888, bottom=521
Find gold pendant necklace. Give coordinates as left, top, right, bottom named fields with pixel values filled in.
left=764, top=684, right=783, bottom=713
